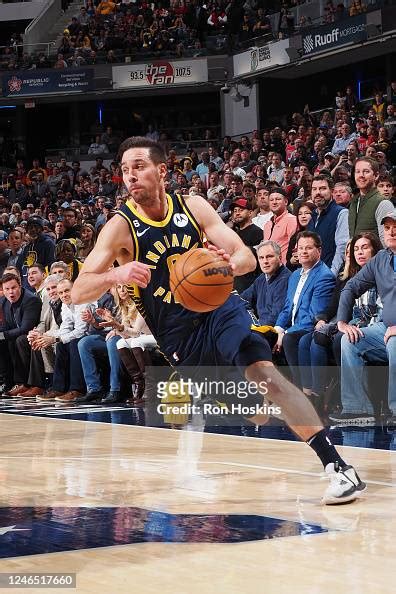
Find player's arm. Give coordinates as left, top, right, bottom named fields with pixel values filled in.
left=71, top=216, right=151, bottom=304
left=185, top=195, right=256, bottom=276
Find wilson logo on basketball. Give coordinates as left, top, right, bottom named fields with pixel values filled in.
left=203, top=266, right=233, bottom=278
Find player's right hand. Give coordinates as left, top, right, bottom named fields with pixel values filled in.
left=113, top=262, right=151, bottom=288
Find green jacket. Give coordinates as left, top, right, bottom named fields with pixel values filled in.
left=348, top=187, right=385, bottom=238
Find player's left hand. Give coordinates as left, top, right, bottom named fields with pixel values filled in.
left=207, top=244, right=235, bottom=270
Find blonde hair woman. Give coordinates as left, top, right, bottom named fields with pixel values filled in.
left=99, top=284, right=157, bottom=404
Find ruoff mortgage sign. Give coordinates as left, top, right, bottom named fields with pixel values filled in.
left=302, top=14, right=367, bottom=56
left=112, top=59, right=208, bottom=89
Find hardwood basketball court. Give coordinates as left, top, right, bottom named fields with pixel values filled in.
left=0, top=405, right=395, bottom=593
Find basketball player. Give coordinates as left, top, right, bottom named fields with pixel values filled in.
left=72, top=137, right=365, bottom=505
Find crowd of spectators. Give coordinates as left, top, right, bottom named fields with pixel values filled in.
left=0, top=0, right=383, bottom=71
left=0, top=83, right=395, bottom=429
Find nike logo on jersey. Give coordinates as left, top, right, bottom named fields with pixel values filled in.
left=136, top=227, right=150, bottom=237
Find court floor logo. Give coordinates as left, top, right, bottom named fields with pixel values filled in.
left=0, top=506, right=330, bottom=557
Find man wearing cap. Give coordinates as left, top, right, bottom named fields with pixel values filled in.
left=323, top=152, right=337, bottom=172
left=217, top=175, right=243, bottom=220
left=0, top=230, right=9, bottom=276
left=331, top=211, right=396, bottom=426
left=230, top=198, right=262, bottom=292
left=21, top=216, right=55, bottom=286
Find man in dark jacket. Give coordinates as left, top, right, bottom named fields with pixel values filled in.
left=229, top=198, right=262, bottom=293
left=0, top=272, right=42, bottom=394
left=308, top=174, right=349, bottom=276
left=241, top=240, right=291, bottom=328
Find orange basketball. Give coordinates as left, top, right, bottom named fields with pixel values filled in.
left=169, top=248, right=234, bottom=313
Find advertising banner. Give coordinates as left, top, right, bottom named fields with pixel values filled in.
left=233, top=39, right=290, bottom=77
left=3, top=69, right=93, bottom=97
left=112, top=59, right=208, bottom=89
left=302, top=14, right=367, bottom=56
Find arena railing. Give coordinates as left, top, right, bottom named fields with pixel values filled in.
left=23, top=0, right=62, bottom=49
left=44, top=134, right=222, bottom=160
left=0, top=42, right=56, bottom=57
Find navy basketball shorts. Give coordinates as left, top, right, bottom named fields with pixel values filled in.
left=165, top=294, right=272, bottom=416
left=173, top=293, right=272, bottom=368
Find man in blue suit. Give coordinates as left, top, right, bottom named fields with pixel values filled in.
left=274, top=231, right=336, bottom=387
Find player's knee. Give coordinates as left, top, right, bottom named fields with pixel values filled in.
left=234, top=334, right=272, bottom=371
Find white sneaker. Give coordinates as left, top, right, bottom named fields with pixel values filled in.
left=322, top=462, right=366, bottom=505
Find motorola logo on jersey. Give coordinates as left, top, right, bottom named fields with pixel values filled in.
left=173, top=213, right=189, bottom=228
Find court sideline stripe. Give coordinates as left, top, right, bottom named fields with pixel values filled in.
left=0, top=451, right=393, bottom=488
left=1, top=412, right=395, bottom=455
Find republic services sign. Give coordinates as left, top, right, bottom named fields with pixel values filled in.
left=112, top=59, right=208, bottom=89
left=302, top=14, right=367, bottom=56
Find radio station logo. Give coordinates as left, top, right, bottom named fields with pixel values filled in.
left=145, top=62, right=175, bottom=85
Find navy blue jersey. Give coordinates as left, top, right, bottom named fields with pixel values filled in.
left=117, top=193, right=205, bottom=356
